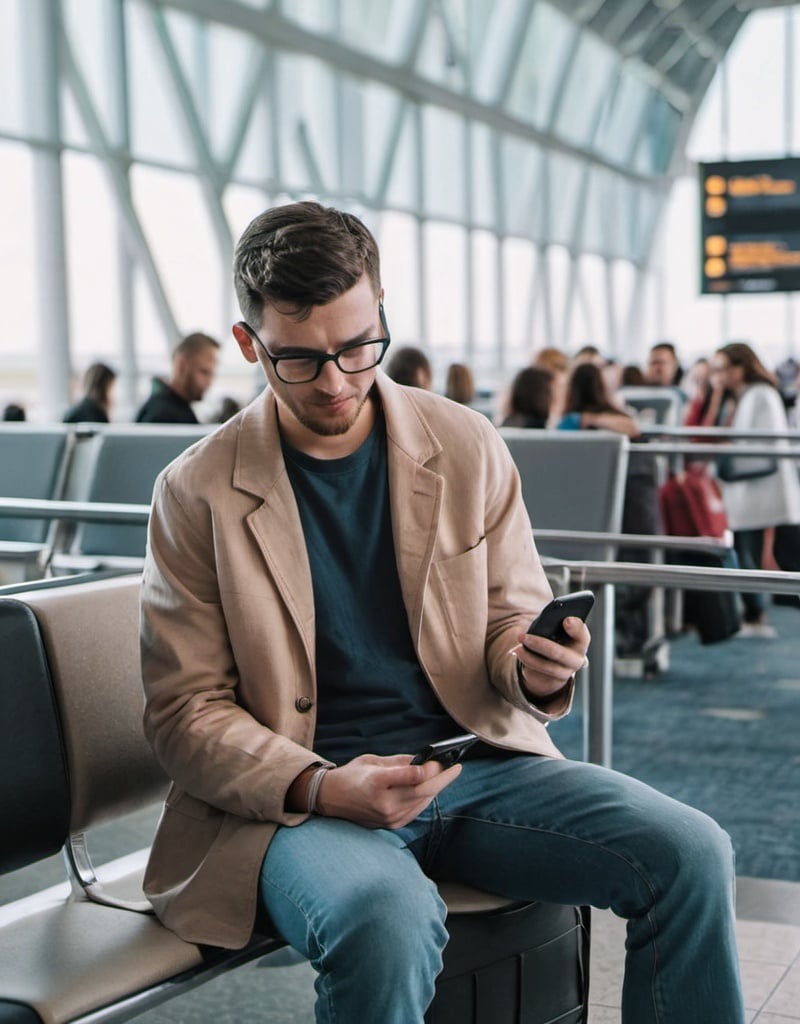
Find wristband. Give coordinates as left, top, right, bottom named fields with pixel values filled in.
left=306, top=766, right=330, bottom=814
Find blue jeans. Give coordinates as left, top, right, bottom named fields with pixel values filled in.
left=259, top=755, right=744, bottom=1024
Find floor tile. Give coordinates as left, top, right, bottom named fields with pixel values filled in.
left=762, top=960, right=800, bottom=1017
left=736, top=919, right=800, bottom=965
left=739, top=959, right=787, bottom=1012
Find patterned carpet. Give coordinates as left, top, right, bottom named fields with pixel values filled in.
left=548, top=600, right=800, bottom=882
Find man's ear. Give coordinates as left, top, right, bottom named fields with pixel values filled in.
left=232, top=322, right=259, bottom=365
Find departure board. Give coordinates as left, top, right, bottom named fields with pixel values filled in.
left=699, top=157, right=800, bottom=295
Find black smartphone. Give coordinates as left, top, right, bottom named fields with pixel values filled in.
left=526, top=590, right=595, bottom=644
left=410, top=733, right=478, bottom=766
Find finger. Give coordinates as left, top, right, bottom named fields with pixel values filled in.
left=384, top=760, right=461, bottom=792
left=561, top=617, right=591, bottom=646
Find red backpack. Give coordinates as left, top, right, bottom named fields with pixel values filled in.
left=659, top=464, right=729, bottom=539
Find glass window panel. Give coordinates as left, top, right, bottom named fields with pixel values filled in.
left=165, top=13, right=258, bottom=165
left=472, top=0, right=525, bottom=104
left=385, top=109, right=418, bottom=210
left=376, top=211, right=420, bottom=345
left=422, top=106, right=465, bottom=219
left=0, top=0, right=24, bottom=135
left=63, top=0, right=120, bottom=146
left=573, top=254, right=607, bottom=352
left=687, top=70, right=723, bottom=161
left=610, top=259, right=636, bottom=357
left=127, top=0, right=194, bottom=168
left=633, top=94, right=681, bottom=175
left=554, top=31, right=615, bottom=147
left=338, top=0, right=415, bottom=64
left=233, top=84, right=275, bottom=184
left=362, top=82, right=403, bottom=200
left=283, top=0, right=336, bottom=35
left=424, top=222, right=467, bottom=359
left=506, top=2, right=576, bottom=129
left=0, top=141, right=37, bottom=408
left=472, top=229, right=499, bottom=356
left=416, top=8, right=468, bottom=93
left=794, top=9, right=800, bottom=153
left=547, top=152, right=584, bottom=246
left=724, top=8, right=786, bottom=159
left=595, top=68, right=650, bottom=165
left=276, top=54, right=338, bottom=192
left=502, top=237, right=535, bottom=355
left=470, top=123, right=496, bottom=228
left=501, top=138, right=542, bottom=236
left=131, top=165, right=222, bottom=343
left=60, top=78, right=91, bottom=150
left=63, top=152, right=122, bottom=368
left=546, top=244, right=572, bottom=349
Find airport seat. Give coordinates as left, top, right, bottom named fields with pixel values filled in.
left=618, top=386, right=685, bottom=428
left=0, top=575, right=590, bottom=1024
left=499, top=429, right=629, bottom=561
left=52, top=424, right=211, bottom=572
left=0, top=425, right=73, bottom=584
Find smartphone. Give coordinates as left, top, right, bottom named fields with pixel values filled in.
left=526, top=590, right=595, bottom=644
left=410, top=733, right=478, bottom=766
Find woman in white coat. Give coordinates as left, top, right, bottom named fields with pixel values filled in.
left=712, top=342, right=800, bottom=635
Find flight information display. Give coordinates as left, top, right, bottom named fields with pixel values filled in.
left=699, top=157, right=800, bottom=295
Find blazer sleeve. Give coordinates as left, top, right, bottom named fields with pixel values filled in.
left=141, top=470, right=327, bottom=825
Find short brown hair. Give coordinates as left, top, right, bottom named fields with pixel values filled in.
left=173, top=332, right=220, bottom=360
left=233, top=201, right=381, bottom=326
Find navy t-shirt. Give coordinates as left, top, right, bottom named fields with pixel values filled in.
left=282, top=413, right=458, bottom=764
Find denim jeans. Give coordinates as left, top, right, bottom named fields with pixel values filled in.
left=259, top=754, right=744, bottom=1024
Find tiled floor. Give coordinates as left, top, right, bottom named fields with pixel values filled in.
left=588, top=875, right=800, bottom=1022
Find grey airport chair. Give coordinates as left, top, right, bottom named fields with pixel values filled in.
left=51, top=424, right=212, bottom=572
left=0, top=424, right=73, bottom=583
left=498, top=429, right=630, bottom=561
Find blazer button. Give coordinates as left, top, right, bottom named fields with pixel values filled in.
left=295, top=696, right=313, bottom=713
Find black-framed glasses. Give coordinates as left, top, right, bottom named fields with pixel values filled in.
left=241, top=302, right=391, bottom=384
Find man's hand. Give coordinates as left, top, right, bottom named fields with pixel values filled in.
left=317, top=753, right=461, bottom=829
left=510, top=615, right=590, bottom=704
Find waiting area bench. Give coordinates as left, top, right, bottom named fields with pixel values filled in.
left=0, top=574, right=590, bottom=1024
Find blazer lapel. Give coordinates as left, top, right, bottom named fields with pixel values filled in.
left=233, top=395, right=316, bottom=670
left=378, top=376, right=443, bottom=644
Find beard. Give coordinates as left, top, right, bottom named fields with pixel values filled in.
left=288, top=388, right=372, bottom=437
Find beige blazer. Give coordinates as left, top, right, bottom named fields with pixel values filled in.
left=140, top=373, right=568, bottom=948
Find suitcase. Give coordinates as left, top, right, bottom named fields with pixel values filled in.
left=426, top=900, right=590, bottom=1024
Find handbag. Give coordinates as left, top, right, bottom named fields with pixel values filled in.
left=716, top=452, right=778, bottom=482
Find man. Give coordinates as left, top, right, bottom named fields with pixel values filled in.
left=135, top=331, right=219, bottom=423
left=140, top=202, right=745, bottom=1024
left=645, top=340, right=684, bottom=388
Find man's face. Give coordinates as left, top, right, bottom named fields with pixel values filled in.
left=242, top=273, right=383, bottom=443
left=646, top=348, right=678, bottom=386
left=177, top=348, right=218, bottom=402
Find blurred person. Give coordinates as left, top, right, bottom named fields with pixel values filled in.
left=620, top=364, right=646, bottom=387
left=216, top=395, right=243, bottom=423
left=444, top=362, right=474, bottom=405
left=500, top=367, right=552, bottom=429
left=384, top=346, right=432, bottom=389
left=136, top=332, right=220, bottom=424
left=572, top=344, right=605, bottom=366
left=712, top=342, right=800, bottom=633
left=532, top=347, right=569, bottom=424
left=2, top=402, right=26, bottom=421
left=139, top=199, right=743, bottom=1024
left=558, top=362, right=641, bottom=438
left=63, top=361, right=117, bottom=423
left=645, top=342, right=683, bottom=388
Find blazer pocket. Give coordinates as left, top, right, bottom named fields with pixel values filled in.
left=431, top=538, right=488, bottom=640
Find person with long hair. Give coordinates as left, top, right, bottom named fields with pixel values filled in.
left=712, top=341, right=800, bottom=634
left=558, top=361, right=640, bottom=438
left=444, top=362, right=474, bottom=405
left=501, top=367, right=552, bottom=428
left=63, top=362, right=117, bottom=423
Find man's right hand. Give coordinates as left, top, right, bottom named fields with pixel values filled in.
left=317, top=753, right=462, bottom=829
